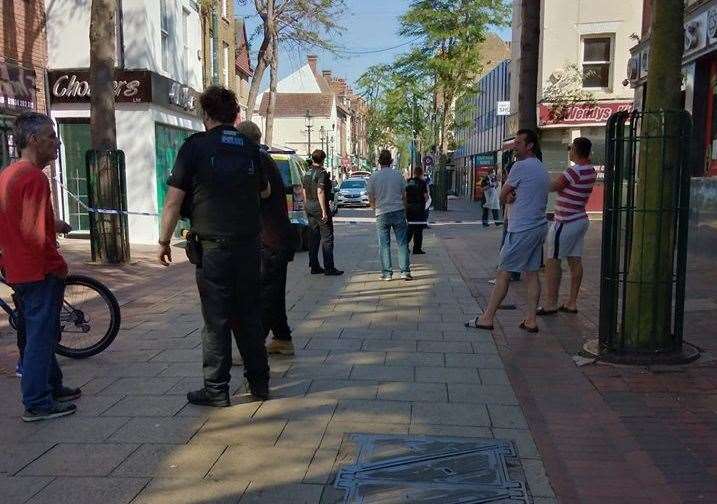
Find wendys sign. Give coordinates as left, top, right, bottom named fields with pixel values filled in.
left=539, top=102, right=633, bottom=127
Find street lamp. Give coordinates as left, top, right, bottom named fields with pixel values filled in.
left=304, top=110, right=313, bottom=155
left=319, top=125, right=326, bottom=152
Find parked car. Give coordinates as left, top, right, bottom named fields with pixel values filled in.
left=349, top=170, right=372, bottom=178
left=267, top=149, right=310, bottom=250
left=336, top=177, right=370, bottom=207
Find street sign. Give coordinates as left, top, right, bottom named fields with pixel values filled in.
left=423, top=155, right=434, bottom=167
left=496, top=101, right=510, bottom=116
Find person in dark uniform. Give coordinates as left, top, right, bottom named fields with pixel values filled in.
left=302, top=149, right=343, bottom=276
left=236, top=121, right=296, bottom=356
left=157, top=86, right=271, bottom=405
left=405, top=165, right=429, bottom=254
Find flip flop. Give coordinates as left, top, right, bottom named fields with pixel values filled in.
left=465, top=316, right=494, bottom=330
left=558, top=305, right=579, bottom=314
left=536, top=307, right=558, bottom=316
left=519, top=321, right=539, bottom=333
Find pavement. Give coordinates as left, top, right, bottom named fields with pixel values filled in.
left=0, top=199, right=714, bottom=503
left=0, top=208, right=551, bottom=504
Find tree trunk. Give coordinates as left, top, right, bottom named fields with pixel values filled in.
left=518, top=0, right=540, bottom=131
left=88, top=0, right=129, bottom=264
left=246, top=0, right=275, bottom=119
left=624, top=0, right=684, bottom=349
left=90, top=0, right=117, bottom=151
left=264, top=37, right=278, bottom=146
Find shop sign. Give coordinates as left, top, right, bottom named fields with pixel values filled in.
left=539, top=102, right=633, bottom=127
left=0, top=62, right=36, bottom=112
left=49, top=69, right=199, bottom=115
left=474, top=153, right=496, bottom=166
left=496, top=101, right=510, bottom=116
left=49, top=69, right=151, bottom=103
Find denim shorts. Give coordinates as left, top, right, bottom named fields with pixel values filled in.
left=499, top=223, right=548, bottom=273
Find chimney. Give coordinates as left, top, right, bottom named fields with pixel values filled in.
left=307, top=55, right=318, bottom=72
left=322, top=70, right=332, bottom=79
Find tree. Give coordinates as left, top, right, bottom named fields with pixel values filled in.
left=518, top=0, right=540, bottom=131
left=623, top=0, right=685, bottom=348
left=88, top=0, right=129, bottom=264
left=242, top=0, right=345, bottom=122
left=356, top=64, right=434, bottom=163
left=89, top=0, right=117, bottom=151
left=397, top=0, right=510, bottom=153
left=541, top=64, right=596, bottom=124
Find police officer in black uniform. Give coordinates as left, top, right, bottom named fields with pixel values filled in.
left=157, top=86, right=271, bottom=405
left=302, top=150, right=343, bottom=276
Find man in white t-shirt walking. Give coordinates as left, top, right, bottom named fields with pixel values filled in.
left=466, top=129, right=550, bottom=332
left=538, top=137, right=596, bottom=315
left=366, top=150, right=412, bottom=281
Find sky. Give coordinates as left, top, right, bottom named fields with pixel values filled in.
left=236, top=0, right=511, bottom=91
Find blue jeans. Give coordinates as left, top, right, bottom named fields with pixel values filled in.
left=13, top=275, right=65, bottom=411
left=376, top=210, right=410, bottom=276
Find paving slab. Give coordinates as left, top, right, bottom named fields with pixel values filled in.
left=240, top=483, right=325, bottom=503
left=376, top=381, right=447, bottom=402
left=131, top=477, right=248, bottom=504
left=0, top=476, right=53, bottom=504
left=415, top=366, right=481, bottom=384
left=31, top=416, right=129, bottom=444
left=333, top=400, right=411, bottom=425
left=112, top=443, right=226, bottom=478
left=101, top=395, right=188, bottom=417
left=448, top=383, right=519, bottom=405
left=348, top=364, right=413, bottom=382
left=19, top=443, right=138, bottom=477
left=108, top=417, right=204, bottom=444
left=411, top=402, right=491, bottom=427
left=0, top=443, right=55, bottom=476
left=208, top=446, right=315, bottom=485
left=25, top=476, right=149, bottom=504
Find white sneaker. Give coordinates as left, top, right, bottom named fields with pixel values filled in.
left=400, top=273, right=414, bottom=281
left=380, top=274, right=393, bottom=281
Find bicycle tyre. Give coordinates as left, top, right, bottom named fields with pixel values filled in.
left=56, top=274, right=121, bottom=359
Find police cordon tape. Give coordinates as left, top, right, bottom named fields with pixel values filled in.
left=54, top=177, right=160, bottom=217
left=54, top=178, right=603, bottom=224
left=334, top=216, right=503, bottom=226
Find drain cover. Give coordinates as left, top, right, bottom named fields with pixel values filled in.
left=335, top=434, right=529, bottom=503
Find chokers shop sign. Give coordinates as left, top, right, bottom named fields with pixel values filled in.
left=48, top=69, right=198, bottom=115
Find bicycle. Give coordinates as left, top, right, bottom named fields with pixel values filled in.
left=0, top=274, right=121, bottom=359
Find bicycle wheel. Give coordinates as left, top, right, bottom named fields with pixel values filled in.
left=56, top=274, right=121, bottom=359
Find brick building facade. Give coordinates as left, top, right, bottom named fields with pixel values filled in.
left=0, top=0, right=49, bottom=165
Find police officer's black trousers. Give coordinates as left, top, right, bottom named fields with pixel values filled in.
left=261, top=247, right=291, bottom=341
left=196, top=237, right=270, bottom=394
left=307, top=213, right=336, bottom=271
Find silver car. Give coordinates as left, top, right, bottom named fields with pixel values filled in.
left=336, top=178, right=370, bottom=207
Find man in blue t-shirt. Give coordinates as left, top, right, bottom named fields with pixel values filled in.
left=466, top=129, right=549, bottom=333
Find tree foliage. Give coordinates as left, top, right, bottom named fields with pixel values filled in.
left=240, top=0, right=345, bottom=123
left=358, top=0, right=510, bottom=160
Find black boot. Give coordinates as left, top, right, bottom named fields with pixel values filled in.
left=187, top=388, right=230, bottom=407
left=248, top=381, right=270, bottom=401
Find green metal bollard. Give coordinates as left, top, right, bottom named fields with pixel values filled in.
left=85, top=150, right=131, bottom=264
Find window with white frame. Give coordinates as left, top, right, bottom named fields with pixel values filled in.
left=160, top=0, right=170, bottom=72
left=222, top=43, right=229, bottom=87
left=222, top=0, right=228, bottom=18
left=582, top=36, right=612, bottom=88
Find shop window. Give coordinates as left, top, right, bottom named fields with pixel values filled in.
left=582, top=36, right=612, bottom=88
